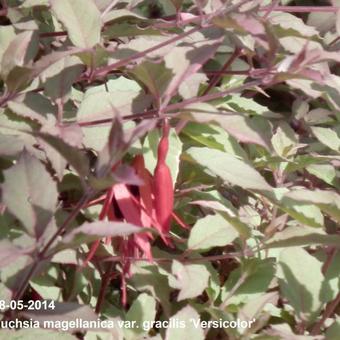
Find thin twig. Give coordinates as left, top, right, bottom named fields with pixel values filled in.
left=220, top=272, right=248, bottom=309
left=78, top=79, right=262, bottom=127
left=94, top=26, right=204, bottom=78
left=328, top=36, right=340, bottom=47
left=95, top=262, right=115, bottom=314
left=311, top=293, right=340, bottom=335
left=206, top=70, right=250, bottom=75
left=202, top=47, right=242, bottom=96
left=95, top=0, right=251, bottom=78
left=166, top=79, right=262, bottom=111
left=13, top=191, right=93, bottom=301
left=39, top=31, right=67, bottom=38
left=322, top=248, right=337, bottom=275
left=260, top=5, right=340, bottom=13
left=43, top=192, right=93, bottom=256
left=310, top=249, right=339, bottom=335
left=262, top=0, right=281, bottom=19
left=99, top=252, right=243, bottom=264
left=100, top=0, right=118, bottom=19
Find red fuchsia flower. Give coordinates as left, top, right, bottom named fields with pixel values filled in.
left=84, top=120, right=187, bottom=305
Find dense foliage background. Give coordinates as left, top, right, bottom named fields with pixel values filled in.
left=0, top=0, right=340, bottom=339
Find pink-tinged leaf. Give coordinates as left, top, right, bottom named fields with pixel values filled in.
left=32, top=131, right=90, bottom=178
left=179, top=12, right=198, bottom=21
left=7, top=93, right=53, bottom=125
left=162, top=35, right=223, bottom=105
left=42, top=55, right=84, bottom=101
left=1, top=30, right=39, bottom=80
left=50, top=0, right=101, bottom=48
left=297, top=68, right=325, bottom=83
left=213, top=13, right=267, bottom=49
left=113, top=164, right=144, bottom=186
left=2, top=151, right=58, bottom=240
left=182, top=107, right=272, bottom=149
left=33, top=48, right=85, bottom=79
left=0, top=241, right=33, bottom=268
left=41, top=119, right=84, bottom=148
left=61, top=221, right=146, bottom=248
left=130, top=60, right=173, bottom=99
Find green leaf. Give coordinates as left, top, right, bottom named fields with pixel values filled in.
left=311, top=126, right=340, bottom=152
left=0, top=240, right=33, bottom=268
left=1, top=30, right=38, bottom=80
left=283, top=189, right=340, bottom=223
left=318, top=251, right=340, bottom=301
left=163, top=34, right=222, bottom=101
left=130, top=60, right=173, bottom=99
left=278, top=247, right=327, bottom=325
left=271, top=122, right=299, bottom=158
left=0, top=30, right=39, bottom=91
left=50, top=0, right=101, bottom=48
left=238, top=292, right=278, bottom=328
left=279, top=197, right=324, bottom=228
left=168, top=261, right=210, bottom=300
left=183, top=122, right=249, bottom=159
left=186, top=147, right=273, bottom=192
left=326, top=318, right=340, bottom=340
left=269, top=12, right=319, bottom=38
left=58, top=221, right=148, bottom=251
left=306, top=164, right=337, bottom=186
left=263, top=225, right=340, bottom=249
left=221, top=258, right=276, bottom=305
left=33, top=131, right=90, bottom=178
left=183, top=110, right=272, bottom=149
left=2, top=151, right=58, bottom=239
left=42, top=56, right=84, bottom=101
left=188, top=214, right=239, bottom=251
left=124, top=293, right=156, bottom=340
left=130, top=263, right=172, bottom=316
left=0, top=26, right=16, bottom=63
left=77, top=89, right=119, bottom=122
left=0, top=133, right=25, bottom=157
left=8, top=93, right=55, bottom=124
left=221, top=95, right=280, bottom=118
left=165, top=306, right=204, bottom=340
left=189, top=191, right=251, bottom=239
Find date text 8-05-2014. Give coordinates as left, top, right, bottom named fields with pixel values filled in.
left=0, top=299, right=55, bottom=311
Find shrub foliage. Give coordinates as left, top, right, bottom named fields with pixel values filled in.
left=0, top=0, right=340, bottom=339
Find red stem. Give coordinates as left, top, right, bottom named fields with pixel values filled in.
left=311, top=292, right=340, bottom=335
left=202, top=48, right=242, bottom=96
left=99, top=252, right=242, bottom=263
left=39, top=31, right=68, bottom=38
left=206, top=70, right=250, bottom=75
left=94, top=26, right=204, bottom=78
left=78, top=79, right=262, bottom=127
left=95, top=263, right=115, bottom=314
left=260, top=5, right=340, bottom=13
